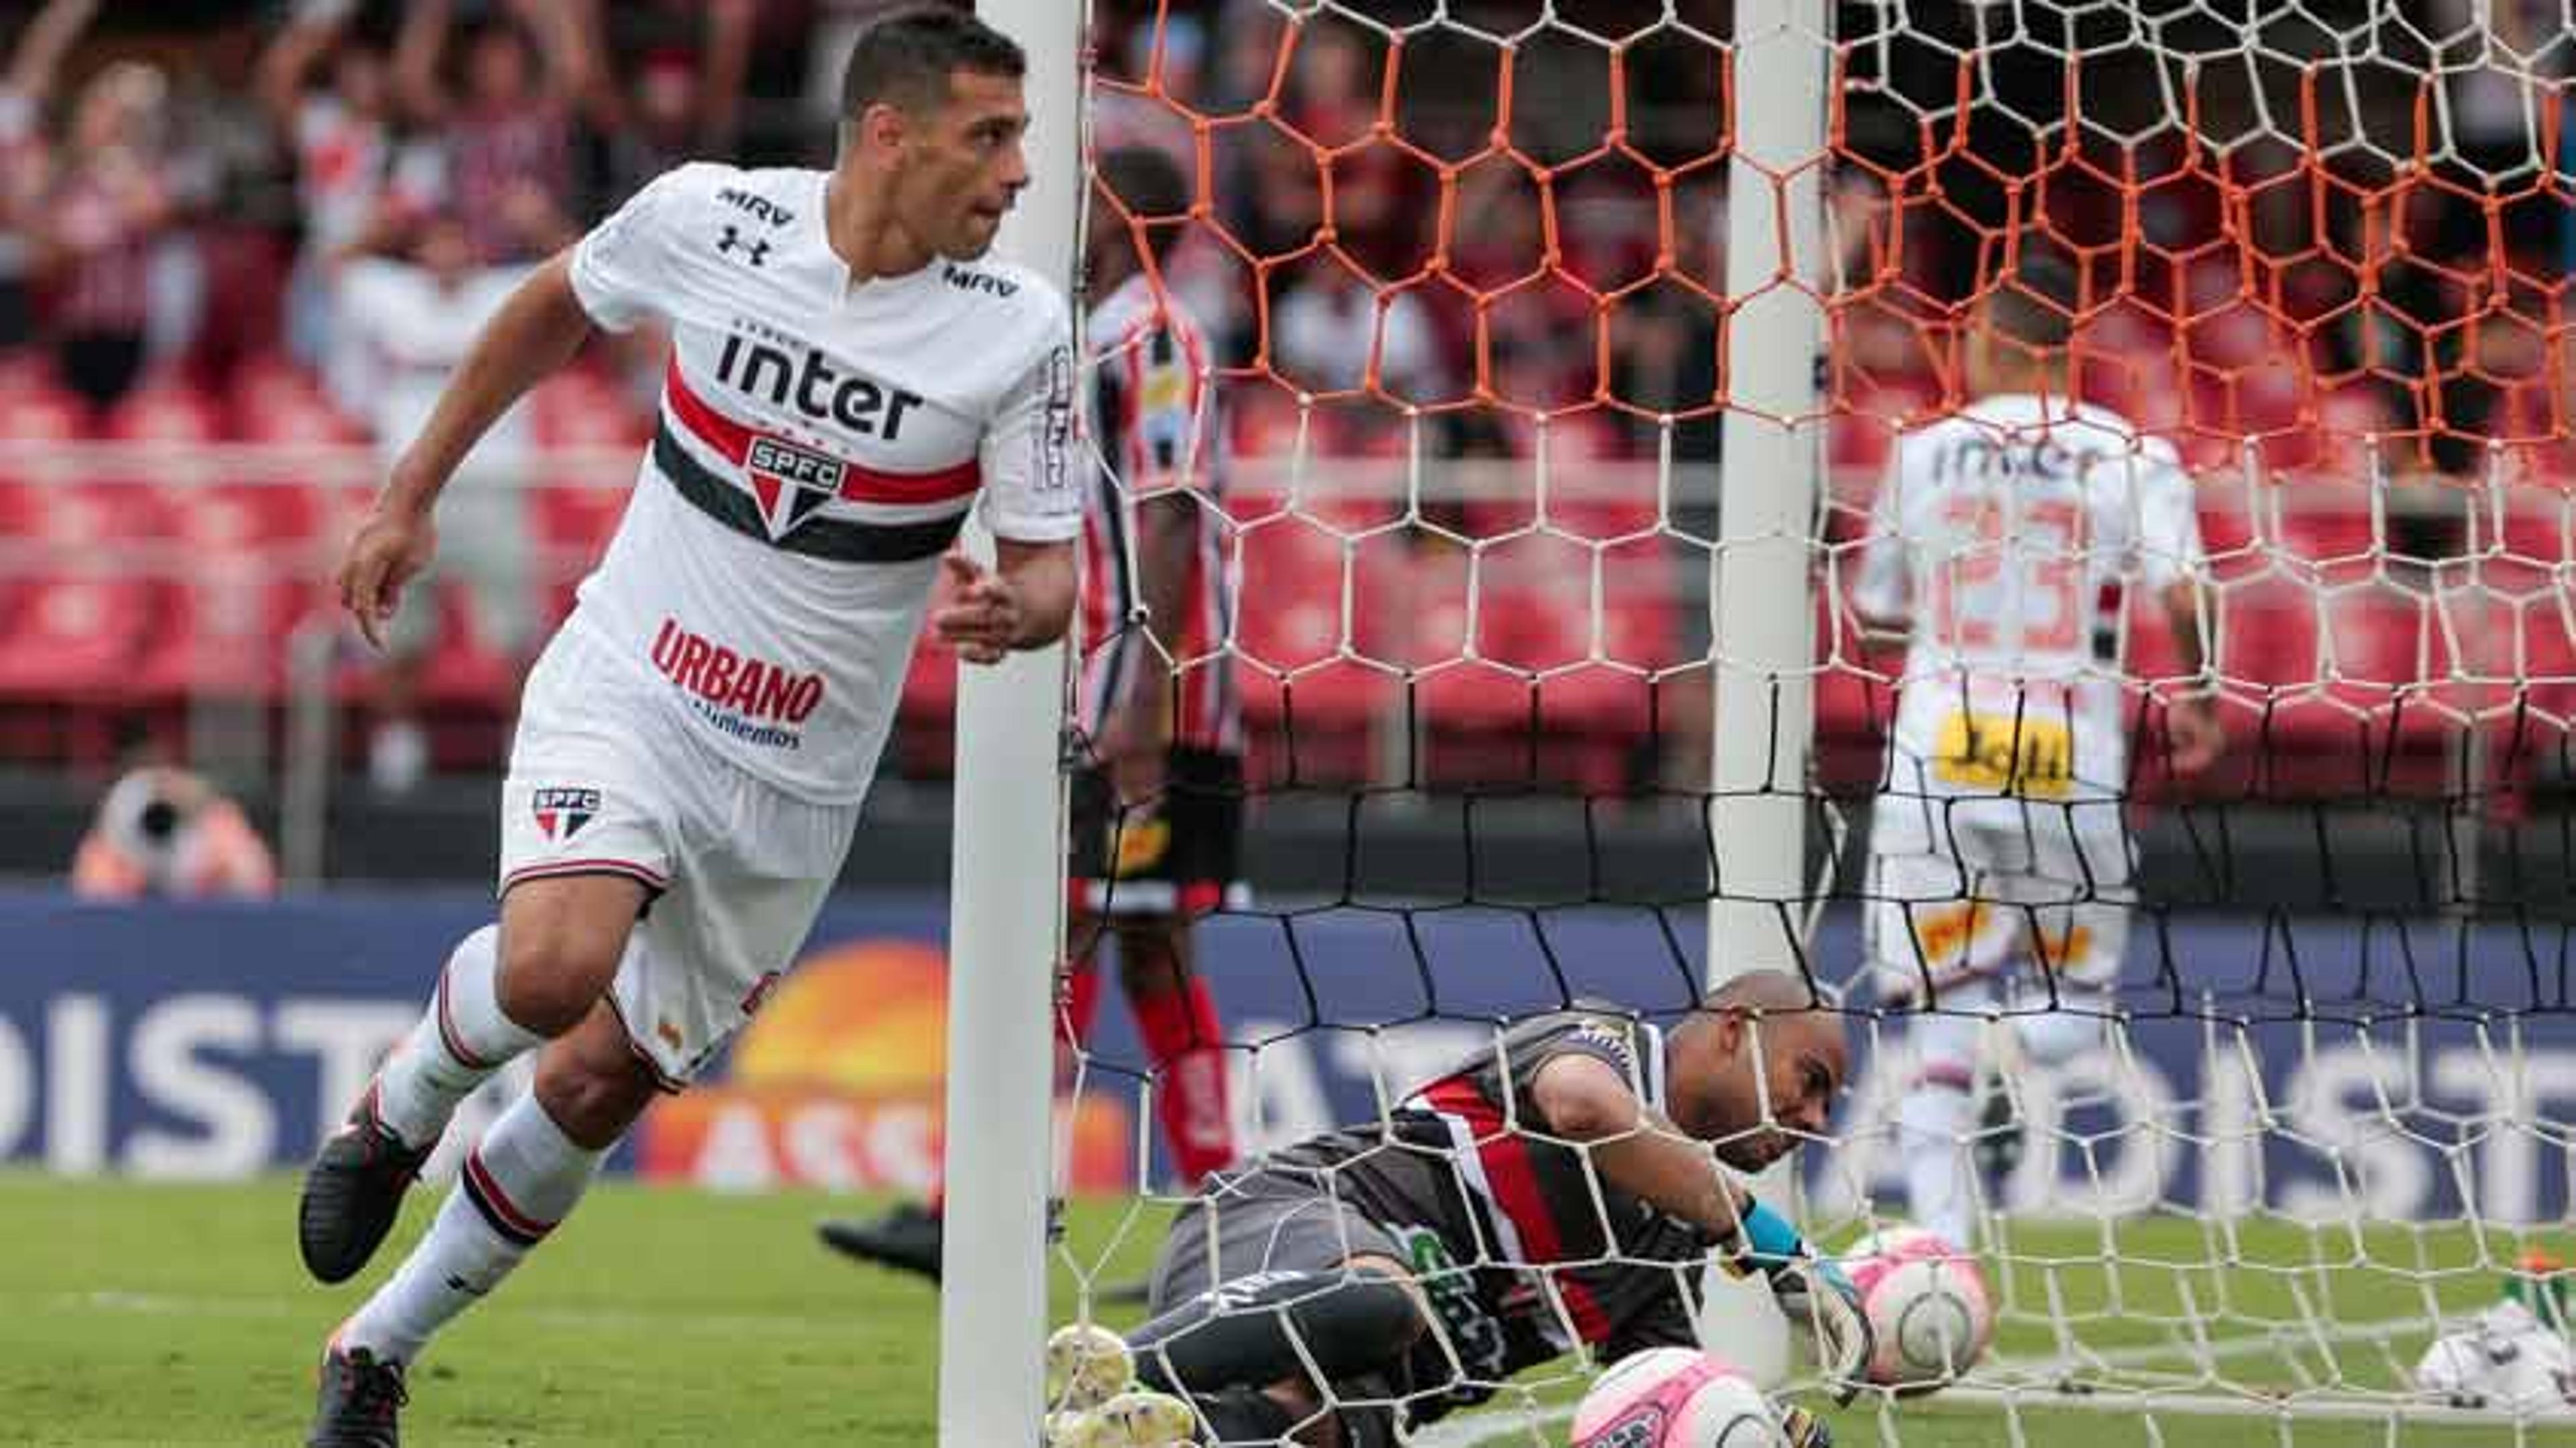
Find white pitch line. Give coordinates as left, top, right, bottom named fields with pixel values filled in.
left=1407, top=1314, right=2563, bottom=1447
left=52, top=1289, right=851, bottom=1341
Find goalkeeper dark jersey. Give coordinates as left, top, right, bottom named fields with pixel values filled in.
left=1258, top=1011, right=1718, bottom=1408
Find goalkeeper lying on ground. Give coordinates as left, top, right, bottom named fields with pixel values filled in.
left=1058, top=968, right=1868, bottom=1445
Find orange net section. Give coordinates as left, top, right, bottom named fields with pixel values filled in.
left=1079, top=0, right=2576, bottom=807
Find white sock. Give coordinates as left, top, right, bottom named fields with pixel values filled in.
left=374, top=925, right=544, bottom=1148
left=1898, top=1069, right=1977, bottom=1250
left=1898, top=1004, right=1984, bottom=1249
left=338, top=1094, right=605, bottom=1365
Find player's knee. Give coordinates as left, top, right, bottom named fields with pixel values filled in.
left=495, top=902, right=635, bottom=1036
left=1338, top=1257, right=1432, bottom=1357
left=1116, top=925, right=1187, bottom=998
left=1899, top=1055, right=1976, bottom=1139
left=2013, top=1006, right=2102, bottom=1067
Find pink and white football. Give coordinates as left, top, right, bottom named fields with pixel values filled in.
left=1843, top=1225, right=1994, bottom=1392
left=1570, top=1346, right=1782, bottom=1447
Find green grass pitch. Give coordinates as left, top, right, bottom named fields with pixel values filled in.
left=0, top=1172, right=2553, bottom=1445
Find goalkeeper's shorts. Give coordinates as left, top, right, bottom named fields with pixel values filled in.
left=496, top=628, right=860, bottom=1088
left=1069, top=745, right=1247, bottom=918
left=1147, top=1171, right=1412, bottom=1445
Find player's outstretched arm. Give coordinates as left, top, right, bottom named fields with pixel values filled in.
left=339, top=250, right=594, bottom=649
left=1534, top=1050, right=1874, bottom=1398
left=1532, top=1052, right=1753, bottom=1239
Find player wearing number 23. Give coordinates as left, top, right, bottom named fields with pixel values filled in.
left=1848, top=258, right=2224, bottom=1252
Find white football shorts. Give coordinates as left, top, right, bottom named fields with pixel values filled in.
left=1864, top=762, right=2137, bottom=1001
left=496, top=626, right=860, bottom=1087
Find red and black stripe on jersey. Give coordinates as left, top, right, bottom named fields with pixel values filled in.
left=1257, top=1012, right=1713, bottom=1405
left=1076, top=279, right=1238, bottom=751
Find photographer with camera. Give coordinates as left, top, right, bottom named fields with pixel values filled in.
left=70, top=764, right=278, bottom=902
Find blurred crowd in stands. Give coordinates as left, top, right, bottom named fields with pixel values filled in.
left=0, top=0, right=2570, bottom=806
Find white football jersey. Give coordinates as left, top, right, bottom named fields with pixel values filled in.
left=564, top=162, right=1079, bottom=803
left=1852, top=394, right=2202, bottom=800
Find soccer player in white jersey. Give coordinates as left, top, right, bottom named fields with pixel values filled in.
left=1849, top=260, right=2224, bottom=1252
left=295, top=12, right=1077, bottom=1443
left=820, top=145, right=1244, bottom=1281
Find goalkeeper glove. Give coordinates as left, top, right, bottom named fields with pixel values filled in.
left=1726, top=1198, right=1876, bottom=1405
left=1778, top=1402, right=1835, bottom=1448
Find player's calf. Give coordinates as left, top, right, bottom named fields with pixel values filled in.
left=300, top=924, right=538, bottom=1284
left=300, top=881, right=639, bottom=1286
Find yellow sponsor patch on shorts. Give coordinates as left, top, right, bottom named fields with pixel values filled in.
left=1112, top=817, right=1171, bottom=876
left=1932, top=711, right=2074, bottom=797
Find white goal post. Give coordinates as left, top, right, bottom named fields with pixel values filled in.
left=937, top=0, right=1081, bottom=1441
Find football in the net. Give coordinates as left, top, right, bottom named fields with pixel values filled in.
left=1843, top=1225, right=1995, bottom=1392
left=1570, top=1346, right=1783, bottom=1447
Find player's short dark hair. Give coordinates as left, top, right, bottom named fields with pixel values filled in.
left=1095, top=146, right=1191, bottom=265
left=1980, top=256, right=2079, bottom=352
left=839, top=6, right=1026, bottom=121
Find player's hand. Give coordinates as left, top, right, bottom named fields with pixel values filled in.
left=2165, top=692, right=2224, bottom=777
left=1778, top=1402, right=1836, bottom=1448
left=933, top=551, right=1022, bottom=666
left=1767, top=1255, right=1873, bottom=1406
left=337, top=500, right=437, bottom=652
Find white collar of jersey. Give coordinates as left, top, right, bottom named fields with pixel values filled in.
left=1638, top=1022, right=1668, bottom=1113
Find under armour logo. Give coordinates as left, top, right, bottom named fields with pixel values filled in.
left=716, top=225, right=770, bottom=266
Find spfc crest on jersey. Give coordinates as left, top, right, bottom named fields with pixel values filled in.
left=744, top=435, right=846, bottom=540
left=532, top=786, right=600, bottom=841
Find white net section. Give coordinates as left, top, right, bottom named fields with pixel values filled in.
left=1042, top=2, right=2576, bottom=1444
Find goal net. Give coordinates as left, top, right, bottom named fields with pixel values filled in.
left=1040, top=1, right=2576, bottom=1443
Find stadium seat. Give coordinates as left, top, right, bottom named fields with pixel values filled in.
left=1831, top=374, right=1941, bottom=486
left=531, top=484, right=630, bottom=621
left=0, top=478, right=168, bottom=704
left=0, top=373, right=85, bottom=442
left=105, top=381, right=227, bottom=446
left=2483, top=501, right=2576, bottom=783
left=1234, top=514, right=1390, bottom=784
left=129, top=482, right=330, bottom=699
left=531, top=372, right=647, bottom=450
left=231, top=367, right=369, bottom=446
left=0, top=578, right=162, bottom=701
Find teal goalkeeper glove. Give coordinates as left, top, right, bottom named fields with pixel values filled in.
left=1727, top=1198, right=1875, bottom=1404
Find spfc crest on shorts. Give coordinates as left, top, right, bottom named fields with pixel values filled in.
left=532, top=787, right=601, bottom=841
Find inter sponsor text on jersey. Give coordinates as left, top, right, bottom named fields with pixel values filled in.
left=564, top=163, right=1079, bottom=803
left=1076, top=273, right=1238, bottom=752
left=1851, top=394, right=2204, bottom=800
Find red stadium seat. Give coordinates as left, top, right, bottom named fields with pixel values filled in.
left=531, top=484, right=631, bottom=621
left=0, top=376, right=85, bottom=442
left=0, top=576, right=162, bottom=701
left=129, top=482, right=330, bottom=699
left=413, top=582, right=520, bottom=712
left=1234, top=514, right=1390, bottom=783
left=531, top=373, right=646, bottom=450
left=0, top=482, right=168, bottom=701
left=105, top=381, right=227, bottom=446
